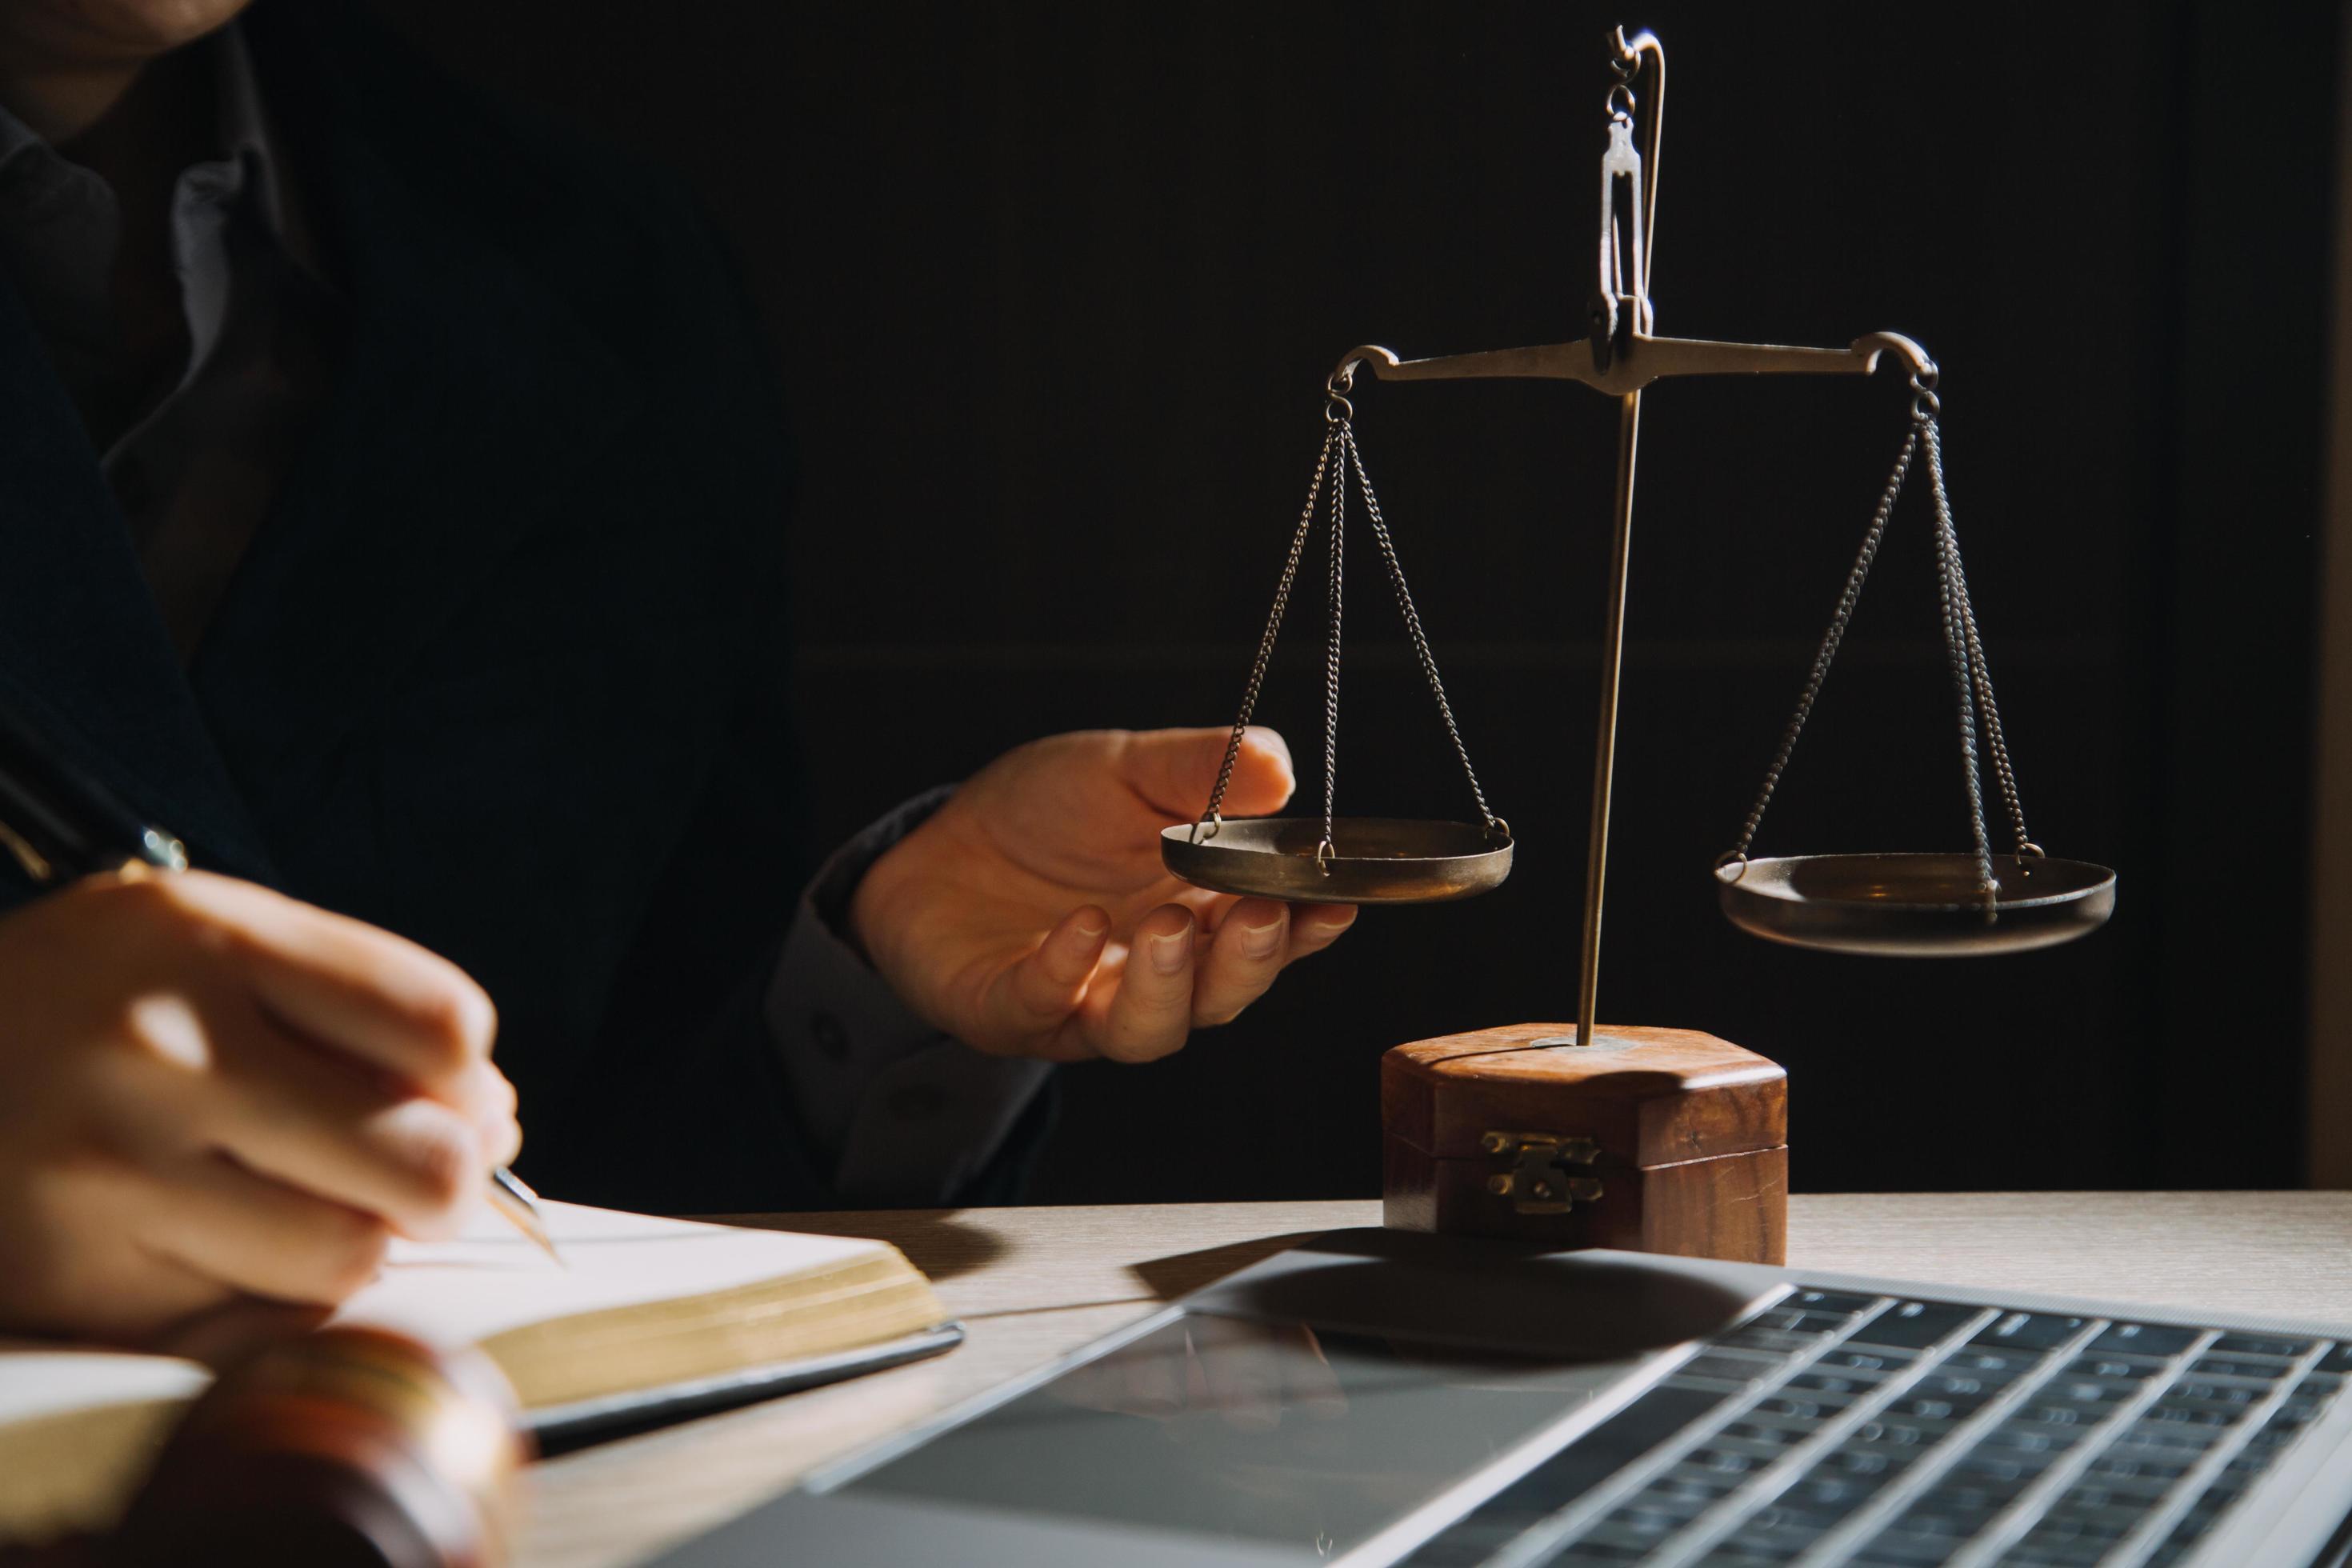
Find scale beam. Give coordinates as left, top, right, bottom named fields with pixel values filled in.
left=1332, top=330, right=1932, bottom=399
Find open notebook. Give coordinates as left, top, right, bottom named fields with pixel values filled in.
left=0, top=1201, right=956, bottom=1541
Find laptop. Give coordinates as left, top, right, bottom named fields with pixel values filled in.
left=647, top=1226, right=2352, bottom=1566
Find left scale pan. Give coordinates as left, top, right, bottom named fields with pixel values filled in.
left=1162, top=818, right=1514, bottom=904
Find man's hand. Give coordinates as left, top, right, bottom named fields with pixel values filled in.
left=848, top=726, right=1355, bottom=1063
left=0, top=870, right=518, bottom=1345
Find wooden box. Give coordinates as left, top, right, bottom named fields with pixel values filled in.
left=1381, top=1023, right=1789, bottom=1263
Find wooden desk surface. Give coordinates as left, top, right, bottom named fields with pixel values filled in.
left=517, top=1192, right=2352, bottom=1568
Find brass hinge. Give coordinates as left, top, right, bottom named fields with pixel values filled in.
left=1479, top=1131, right=1604, bottom=1215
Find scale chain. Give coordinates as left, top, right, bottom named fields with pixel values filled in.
left=1342, top=425, right=1506, bottom=840
left=1718, top=380, right=2034, bottom=902
left=1194, top=425, right=1337, bottom=840
left=1319, top=425, right=1346, bottom=869
left=1923, top=417, right=2038, bottom=862
left=1930, top=460, right=2000, bottom=902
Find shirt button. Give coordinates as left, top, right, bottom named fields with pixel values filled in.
left=887, top=1086, right=947, bottom=1122
left=809, top=1010, right=850, bottom=1062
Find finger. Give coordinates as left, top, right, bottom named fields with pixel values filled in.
left=136, top=1151, right=392, bottom=1307
left=0, top=1153, right=227, bottom=1343
left=1190, top=898, right=1289, bottom=1027
left=190, top=1013, right=487, bottom=1240
left=1286, top=902, right=1358, bottom=963
left=1118, top=726, right=1296, bottom=821
left=970, top=906, right=1111, bottom=1052
left=457, top=1060, right=522, bottom=1164
left=1095, top=904, right=1198, bottom=1063
left=147, top=873, right=496, bottom=1094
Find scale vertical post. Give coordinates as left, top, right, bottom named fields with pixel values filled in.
left=1578, top=389, right=1642, bottom=1047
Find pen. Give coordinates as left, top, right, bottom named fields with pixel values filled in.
left=0, top=699, right=562, bottom=1265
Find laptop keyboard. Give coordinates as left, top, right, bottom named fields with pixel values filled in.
left=1403, top=1287, right=2351, bottom=1567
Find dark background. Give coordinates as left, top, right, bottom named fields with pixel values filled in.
left=378, top=2, right=2339, bottom=1198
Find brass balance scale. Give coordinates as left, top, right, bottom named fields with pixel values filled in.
left=1162, top=24, right=2117, bottom=1054
left=1158, top=25, right=2116, bottom=1258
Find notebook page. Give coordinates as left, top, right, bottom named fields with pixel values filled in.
left=336, top=1199, right=894, bottom=1348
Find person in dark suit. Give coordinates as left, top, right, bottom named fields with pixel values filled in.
left=0, top=0, right=1354, bottom=1343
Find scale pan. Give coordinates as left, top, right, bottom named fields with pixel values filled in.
left=1162, top=818, right=1512, bottom=904
left=1717, top=852, right=2115, bottom=958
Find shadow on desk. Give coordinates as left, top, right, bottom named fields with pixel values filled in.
left=714, top=1211, right=1010, bottom=1282
left=1129, top=1232, right=1325, bottom=1301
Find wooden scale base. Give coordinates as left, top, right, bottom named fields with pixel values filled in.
left=1380, top=1024, right=1788, bottom=1264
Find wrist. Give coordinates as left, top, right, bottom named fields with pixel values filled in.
left=815, top=786, right=958, bottom=968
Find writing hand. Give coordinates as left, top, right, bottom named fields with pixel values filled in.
left=849, top=726, right=1355, bottom=1062
left=0, top=871, right=518, bottom=1343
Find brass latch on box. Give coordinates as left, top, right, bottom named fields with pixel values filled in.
left=1480, top=1131, right=1604, bottom=1215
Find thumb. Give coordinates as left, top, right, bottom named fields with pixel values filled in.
left=1122, top=726, right=1297, bottom=820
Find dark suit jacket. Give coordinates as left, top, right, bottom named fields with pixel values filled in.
left=0, top=2, right=856, bottom=1213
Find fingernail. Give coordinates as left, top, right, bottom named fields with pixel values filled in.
left=1072, top=916, right=1109, bottom=943
left=1149, top=931, right=1190, bottom=974
left=1241, top=920, right=1284, bottom=959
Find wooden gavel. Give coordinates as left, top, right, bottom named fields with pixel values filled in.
left=2, top=1329, right=529, bottom=1568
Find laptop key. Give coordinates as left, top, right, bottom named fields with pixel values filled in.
left=2003, top=1541, right=2110, bottom=1567
left=1850, top=1301, right=1978, bottom=1351
left=1970, top=1312, right=2092, bottom=1352
left=1819, top=1345, right=1921, bottom=1374
left=1846, top=1412, right=1959, bottom=1452
left=1722, top=1414, right=1824, bottom=1447
left=1909, top=1474, right=2029, bottom=1522
left=1789, top=1366, right=1889, bottom=1397
left=1746, top=1306, right=1855, bottom=1338
left=1677, top=1350, right=1784, bottom=1386
left=1713, top=1326, right=1821, bottom=1358
left=1942, top=1346, right=2044, bottom=1383
left=1948, top=1445, right=2050, bottom=1486
left=1534, top=1542, right=1646, bottom=1565
left=1752, top=1389, right=1855, bottom=1423
left=1648, top=1466, right=1740, bottom=1505
left=2297, top=1370, right=2347, bottom=1401
left=2086, top=1446, right=2197, bottom=1482
left=1977, top=1419, right=2080, bottom=1458
left=2058, top=1470, right=2174, bottom=1507
left=1886, top=1387, right=1992, bottom=1425
left=2210, top=1332, right=2316, bottom=1359
left=2190, top=1353, right=2298, bottom=1381
left=1850, top=1536, right=1966, bottom=1566
left=1687, top=1548, right=1801, bottom=1567
left=2088, top=1322, right=2201, bottom=1358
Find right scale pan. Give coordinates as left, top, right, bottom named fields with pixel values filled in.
left=1716, top=852, right=2116, bottom=958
